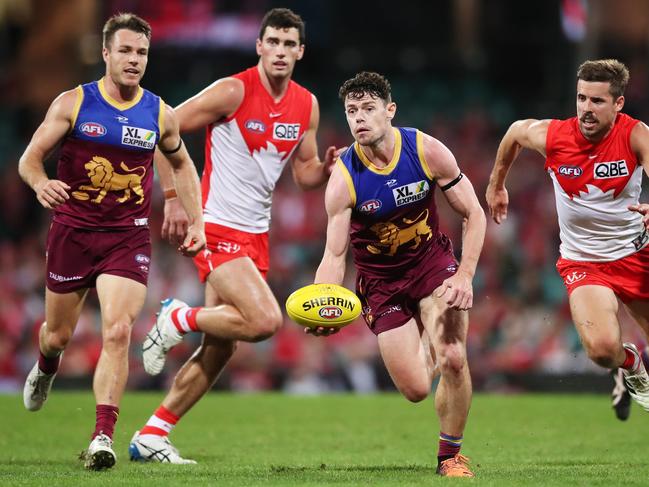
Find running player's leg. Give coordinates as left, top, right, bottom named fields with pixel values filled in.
left=190, top=257, right=282, bottom=341
left=571, top=285, right=649, bottom=411
left=570, top=285, right=624, bottom=366
left=23, top=288, right=88, bottom=411
left=132, top=284, right=235, bottom=464
left=85, top=274, right=146, bottom=470
left=419, top=293, right=473, bottom=478
left=143, top=257, right=282, bottom=374
left=377, top=318, right=435, bottom=402
left=133, top=260, right=280, bottom=461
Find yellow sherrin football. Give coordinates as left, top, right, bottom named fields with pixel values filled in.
left=285, top=283, right=362, bottom=328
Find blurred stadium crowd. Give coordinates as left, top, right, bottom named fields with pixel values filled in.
left=2, top=0, right=649, bottom=393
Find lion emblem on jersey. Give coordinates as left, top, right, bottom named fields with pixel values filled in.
left=73, top=156, right=146, bottom=204
left=367, top=209, right=432, bottom=256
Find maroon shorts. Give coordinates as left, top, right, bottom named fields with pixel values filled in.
left=46, top=221, right=151, bottom=293
left=357, top=246, right=459, bottom=336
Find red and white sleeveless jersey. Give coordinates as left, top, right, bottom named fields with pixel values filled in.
left=545, top=113, right=646, bottom=261
left=202, top=66, right=313, bottom=233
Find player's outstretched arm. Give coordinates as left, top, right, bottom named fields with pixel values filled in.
left=18, top=89, right=78, bottom=209
left=158, top=104, right=205, bottom=257
left=422, top=134, right=486, bottom=311
left=486, top=119, right=549, bottom=224
left=290, top=95, right=346, bottom=191
left=309, top=163, right=353, bottom=336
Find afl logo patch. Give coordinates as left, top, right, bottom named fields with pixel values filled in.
left=80, top=122, right=107, bottom=137
left=558, top=166, right=582, bottom=178
left=359, top=199, right=382, bottom=214
left=245, top=120, right=266, bottom=133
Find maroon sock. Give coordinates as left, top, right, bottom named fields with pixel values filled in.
left=38, top=351, right=61, bottom=375
left=438, top=432, right=463, bottom=463
left=92, top=404, right=120, bottom=440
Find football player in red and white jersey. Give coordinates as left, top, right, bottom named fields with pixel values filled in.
left=130, top=9, right=341, bottom=463
left=486, top=59, right=649, bottom=420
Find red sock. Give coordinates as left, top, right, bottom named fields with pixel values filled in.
left=171, top=307, right=201, bottom=333
left=622, top=347, right=640, bottom=371
left=92, top=404, right=119, bottom=440
left=140, top=405, right=180, bottom=437
left=38, top=351, right=61, bottom=375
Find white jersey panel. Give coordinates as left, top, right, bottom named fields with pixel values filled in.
left=550, top=166, right=646, bottom=261
left=203, top=120, right=291, bottom=233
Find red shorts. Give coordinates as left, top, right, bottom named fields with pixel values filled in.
left=193, top=222, right=269, bottom=282
left=46, top=221, right=151, bottom=293
left=556, top=246, right=649, bottom=303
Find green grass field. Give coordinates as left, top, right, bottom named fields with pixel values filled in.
left=0, top=392, right=646, bottom=486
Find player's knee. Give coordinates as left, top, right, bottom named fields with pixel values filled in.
left=43, top=329, right=72, bottom=352
left=103, top=321, right=131, bottom=351
left=401, top=383, right=430, bottom=403
left=248, top=309, right=282, bottom=342
left=584, top=338, right=619, bottom=367
left=437, top=342, right=467, bottom=376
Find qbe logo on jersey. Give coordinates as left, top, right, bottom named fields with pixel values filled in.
left=122, top=126, right=156, bottom=149
left=393, top=180, right=429, bottom=206
left=594, top=160, right=628, bottom=179
left=273, top=123, right=300, bottom=141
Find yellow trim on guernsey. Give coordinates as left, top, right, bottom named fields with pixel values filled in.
left=98, top=77, right=143, bottom=111
left=353, top=128, right=402, bottom=175
left=416, top=130, right=434, bottom=180
left=336, top=158, right=357, bottom=207
left=158, top=98, right=166, bottom=140
left=69, top=85, right=84, bottom=133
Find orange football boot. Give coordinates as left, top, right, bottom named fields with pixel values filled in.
left=436, top=453, right=475, bottom=478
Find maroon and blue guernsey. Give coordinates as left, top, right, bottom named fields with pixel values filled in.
left=337, top=127, right=452, bottom=278
left=54, top=78, right=164, bottom=229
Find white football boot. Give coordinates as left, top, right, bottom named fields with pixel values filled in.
left=23, top=360, right=58, bottom=411
left=621, top=343, right=649, bottom=412
left=142, top=298, right=186, bottom=375
left=129, top=430, right=196, bottom=464
left=83, top=433, right=116, bottom=470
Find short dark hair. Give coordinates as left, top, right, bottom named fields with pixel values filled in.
left=338, top=71, right=392, bottom=103
left=103, top=12, right=152, bottom=49
left=577, top=59, right=629, bottom=99
left=259, top=8, right=305, bottom=45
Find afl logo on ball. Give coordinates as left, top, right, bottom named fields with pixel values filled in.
left=80, top=122, right=107, bottom=137
left=319, top=306, right=343, bottom=320
left=245, top=120, right=266, bottom=134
